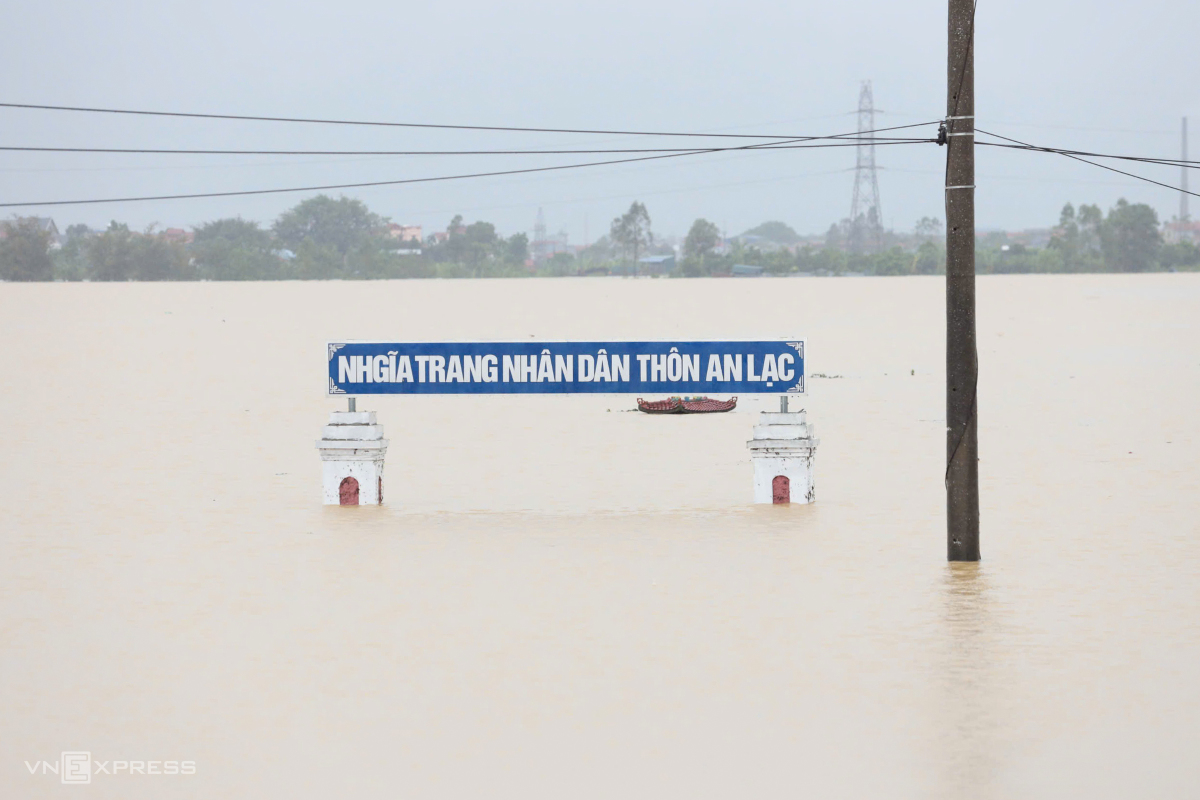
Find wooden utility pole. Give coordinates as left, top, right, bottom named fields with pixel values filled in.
left=945, top=0, right=979, bottom=561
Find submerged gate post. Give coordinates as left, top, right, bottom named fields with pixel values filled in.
left=317, top=409, right=388, bottom=505
left=748, top=408, right=819, bottom=504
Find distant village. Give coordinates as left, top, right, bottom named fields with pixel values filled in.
left=2, top=194, right=1198, bottom=282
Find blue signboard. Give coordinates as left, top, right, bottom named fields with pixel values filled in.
left=328, top=340, right=804, bottom=395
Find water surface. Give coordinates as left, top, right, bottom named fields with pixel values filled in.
left=2, top=275, right=1198, bottom=798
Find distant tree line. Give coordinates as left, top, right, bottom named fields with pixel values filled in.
left=678, top=216, right=945, bottom=277
left=0, top=195, right=536, bottom=282
left=678, top=199, right=1199, bottom=277
left=972, top=200, right=1200, bottom=274
left=1, top=195, right=1196, bottom=282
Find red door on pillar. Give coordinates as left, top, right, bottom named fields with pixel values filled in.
left=339, top=476, right=360, bottom=506
left=772, top=475, right=790, bottom=504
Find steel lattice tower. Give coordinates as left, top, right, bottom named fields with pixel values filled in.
left=849, top=81, right=884, bottom=252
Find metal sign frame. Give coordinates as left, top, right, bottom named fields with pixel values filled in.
left=326, top=339, right=805, bottom=396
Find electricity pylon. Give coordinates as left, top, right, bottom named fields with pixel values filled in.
left=849, top=81, right=884, bottom=253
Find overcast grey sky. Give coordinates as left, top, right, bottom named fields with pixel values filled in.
left=1, top=0, right=1195, bottom=242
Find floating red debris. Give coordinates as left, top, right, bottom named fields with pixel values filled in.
left=636, top=397, right=681, bottom=414
left=680, top=397, right=737, bottom=413
left=636, top=397, right=737, bottom=414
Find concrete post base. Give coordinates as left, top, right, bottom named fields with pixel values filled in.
left=747, top=410, right=819, bottom=504
left=316, top=410, right=389, bottom=505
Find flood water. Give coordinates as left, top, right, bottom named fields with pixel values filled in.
left=2, top=275, right=1199, bottom=798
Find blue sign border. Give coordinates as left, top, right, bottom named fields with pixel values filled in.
left=327, top=339, right=805, bottom=396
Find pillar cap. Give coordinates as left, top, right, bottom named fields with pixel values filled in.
left=321, top=424, right=385, bottom=441
left=757, top=411, right=807, bottom=424
left=747, top=438, right=819, bottom=451
left=328, top=410, right=376, bottom=425
left=316, top=438, right=389, bottom=451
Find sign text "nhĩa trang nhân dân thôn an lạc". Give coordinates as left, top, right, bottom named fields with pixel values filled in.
left=327, top=340, right=805, bottom=395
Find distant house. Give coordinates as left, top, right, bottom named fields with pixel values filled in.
left=385, top=223, right=423, bottom=243
left=637, top=254, right=675, bottom=275
left=731, top=263, right=764, bottom=277
left=734, top=234, right=791, bottom=254
left=30, top=217, right=60, bottom=241
left=1005, top=228, right=1053, bottom=249
left=531, top=231, right=571, bottom=262
left=0, top=217, right=62, bottom=247
left=1164, top=220, right=1200, bottom=246
left=162, top=228, right=194, bottom=245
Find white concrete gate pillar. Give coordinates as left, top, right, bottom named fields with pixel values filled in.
left=316, top=411, right=388, bottom=505
left=747, top=410, right=819, bottom=504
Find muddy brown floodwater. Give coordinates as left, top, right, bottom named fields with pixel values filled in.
left=2, top=275, right=1198, bottom=798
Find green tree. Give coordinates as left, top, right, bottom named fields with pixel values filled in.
left=1034, top=246, right=1066, bottom=273
left=871, top=246, right=913, bottom=276
left=543, top=251, right=576, bottom=277
left=274, top=195, right=386, bottom=277
left=1049, top=202, right=1103, bottom=271
left=1050, top=203, right=1080, bottom=266
left=740, top=220, right=800, bottom=245
left=914, top=241, right=940, bottom=274
left=86, top=223, right=191, bottom=281
left=87, top=222, right=136, bottom=281
left=128, top=230, right=191, bottom=281
left=795, top=246, right=847, bottom=276
left=683, top=218, right=720, bottom=261
left=577, top=235, right=617, bottom=272
left=462, top=220, right=499, bottom=274
left=610, top=201, right=652, bottom=274
left=420, top=216, right=531, bottom=276
left=1078, top=203, right=1103, bottom=251
left=274, top=195, right=383, bottom=254
left=432, top=214, right=467, bottom=264
left=823, top=219, right=850, bottom=251
left=1160, top=241, right=1200, bottom=271
left=0, top=218, right=54, bottom=281
left=463, top=221, right=496, bottom=243
left=192, top=218, right=281, bottom=280
left=53, top=224, right=93, bottom=280
left=427, top=217, right=517, bottom=276
left=914, top=217, right=943, bottom=240
left=1099, top=198, right=1161, bottom=271
left=505, top=232, right=529, bottom=264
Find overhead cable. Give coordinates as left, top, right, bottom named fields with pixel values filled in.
left=0, top=137, right=931, bottom=157
left=975, top=129, right=1200, bottom=200
left=0, top=101, right=938, bottom=141
left=0, top=137, right=935, bottom=208
left=974, top=138, right=1200, bottom=170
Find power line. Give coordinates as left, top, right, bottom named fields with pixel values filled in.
left=0, top=100, right=935, bottom=141
left=0, top=137, right=933, bottom=157
left=0, top=136, right=936, bottom=208
left=976, top=129, right=1200, bottom=200
left=408, top=167, right=858, bottom=219
left=976, top=137, right=1200, bottom=169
